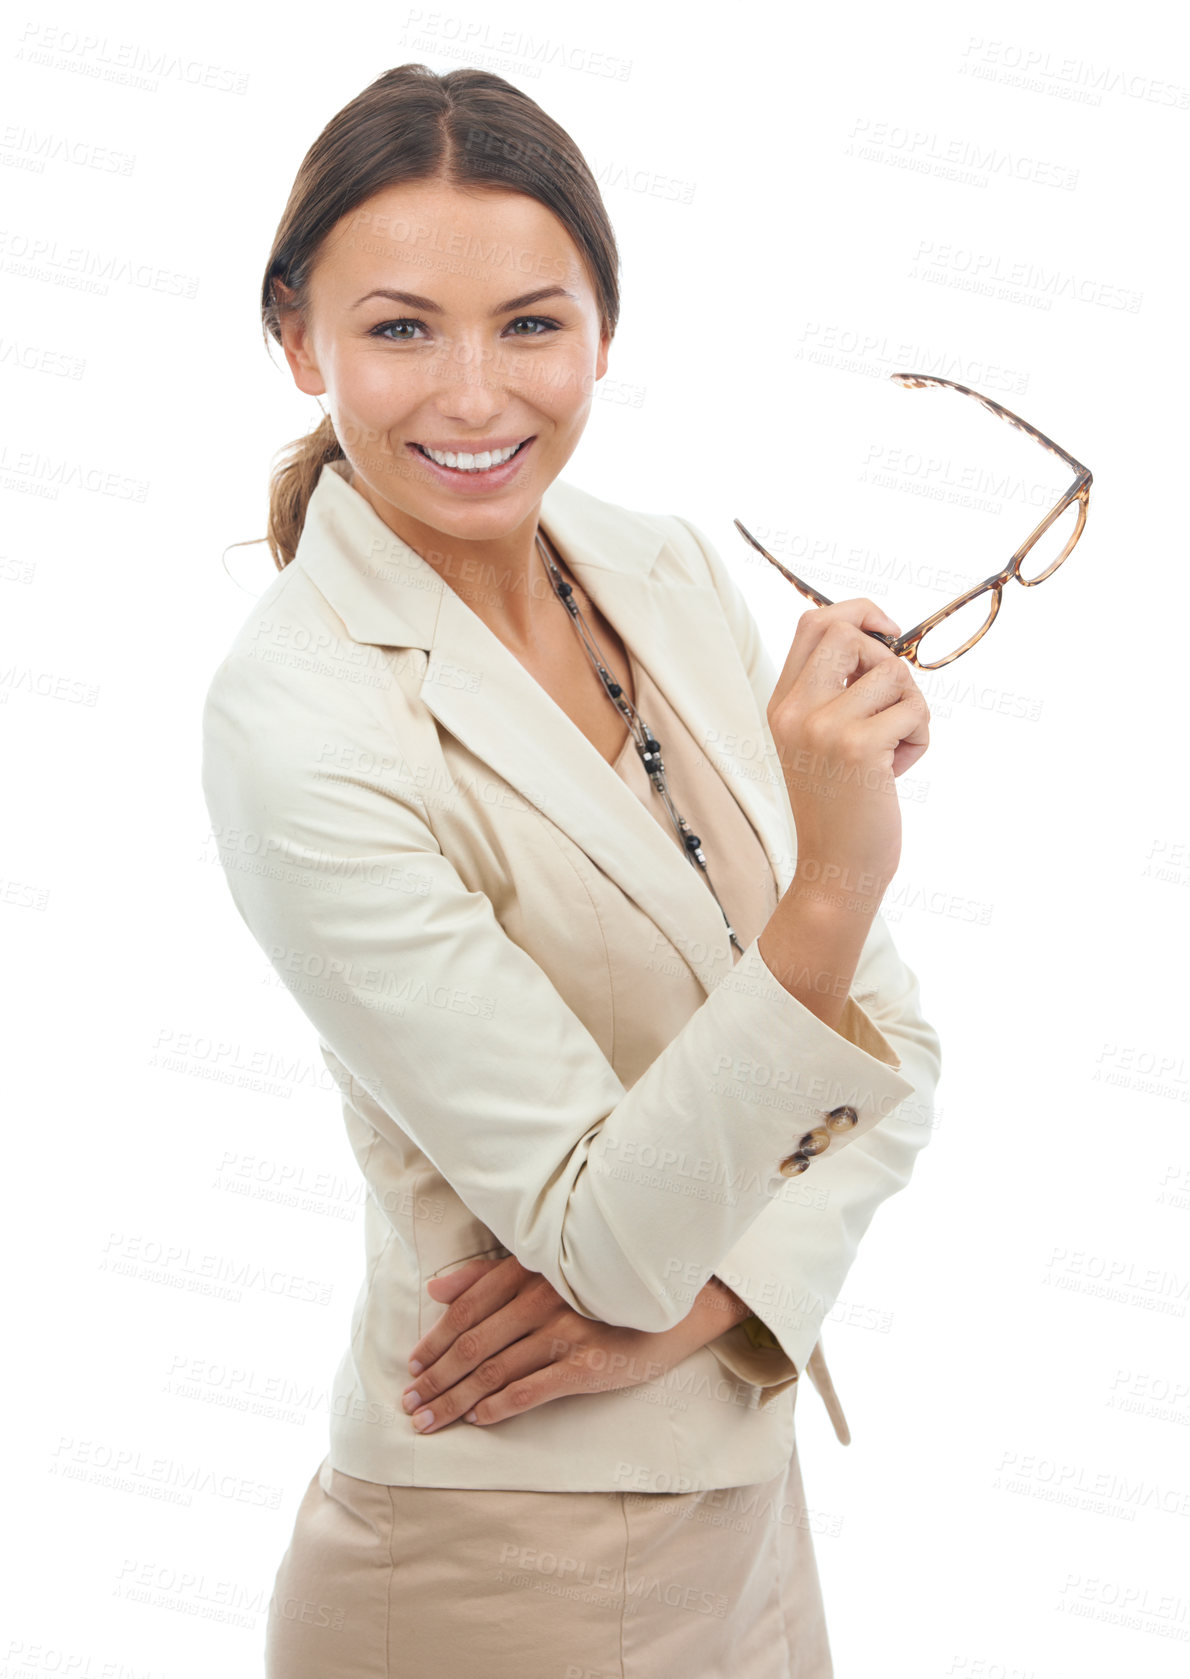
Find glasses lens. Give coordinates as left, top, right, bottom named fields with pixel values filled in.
left=914, top=591, right=997, bottom=669
left=1018, top=498, right=1081, bottom=584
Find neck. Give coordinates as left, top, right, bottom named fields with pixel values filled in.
left=348, top=471, right=562, bottom=648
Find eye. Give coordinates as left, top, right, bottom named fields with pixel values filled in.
left=368, top=318, right=426, bottom=342
left=506, top=315, right=562, bottom=337
left=366, top=315, right=564, bottom=343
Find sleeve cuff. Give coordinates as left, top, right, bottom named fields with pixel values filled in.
left=703, top=975, right=905, bottom=1402
left=706, top=1313, right=800, bottom=1407
left=836, top=992, right=903, bottom=1071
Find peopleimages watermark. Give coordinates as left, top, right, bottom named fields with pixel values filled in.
left=394, top=11, right=632, bottom=81
left=1093, top=1041, right=1189, bottom=1104
left=1054, top=1573, right=1190, bottom=1641
left=909, top=240, right=1142, bottom=314
left=959, top=37, right=1190, bottom=111
left=792, top=322, right=1030, bottom=395
left=0, top=662, right=99, bottom=703
left=50, top=1437, right=283, bottom=1510
left=15, top=22, right=251, bottom=94
left=0, top=228, right=199, bottom=298
left=1042, top=1245, right=1188, bottom=1317
left=99, top=1231, right=335, bottom=1307
left=0, top=440, right=149, bottom=500
left=0, top=123, right=136, bottom=175
left=1143, top=837, right=1190, bottom=888
left=847, top=116, right=1079, bottom=191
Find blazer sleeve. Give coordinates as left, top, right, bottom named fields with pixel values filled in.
left=673, top=514, right=943, bottom=1401
left=201, top=633, right=919, bottom=1337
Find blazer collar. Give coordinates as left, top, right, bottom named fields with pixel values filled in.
left=293, top=460, right=794, bottom=997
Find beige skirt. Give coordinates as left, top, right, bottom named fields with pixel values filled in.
left=264, top=1428, right=833, bottom=1679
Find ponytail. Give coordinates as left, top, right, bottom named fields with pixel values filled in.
left=264, top=410, right=344, bottom=571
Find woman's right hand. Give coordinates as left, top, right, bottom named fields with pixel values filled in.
left=766, top=599, right=931, bottom=912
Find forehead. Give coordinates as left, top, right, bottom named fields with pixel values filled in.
left=315, top=179, right=592, bottom=305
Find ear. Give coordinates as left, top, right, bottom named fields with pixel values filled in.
left=594, top=325, right=611, bottom=383
left=272, top=278, right=327, bottom=398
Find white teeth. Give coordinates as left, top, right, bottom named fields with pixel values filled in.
left=420, top=441, right=522, bottom=471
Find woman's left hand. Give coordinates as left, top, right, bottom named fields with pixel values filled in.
left=400, top=1254, right=750, bottom=1434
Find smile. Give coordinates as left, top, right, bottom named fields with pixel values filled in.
left=413, top=439, right=531, bottom=473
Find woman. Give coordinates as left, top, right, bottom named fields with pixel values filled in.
left=201, top=63, right=941, bottom=1679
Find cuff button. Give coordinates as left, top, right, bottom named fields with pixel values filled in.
left=826, top=1105, right=859, bottom=1131
left=797, top=1127, right=831, bottom=1156
left=779, top=1151, right=811, bottom=1178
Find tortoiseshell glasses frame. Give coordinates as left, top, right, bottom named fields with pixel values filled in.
left=733, top=373, right=1094, bottom=670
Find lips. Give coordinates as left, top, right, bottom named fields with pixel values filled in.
left=406, top=435, right=536, bottom=491
left=412, top=438, right=531, bottom=470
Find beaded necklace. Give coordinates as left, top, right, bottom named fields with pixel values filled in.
left=535, top=525, right=744, bottom=957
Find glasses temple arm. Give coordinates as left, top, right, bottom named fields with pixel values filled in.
left=889, top=372, right=1091, bottom=479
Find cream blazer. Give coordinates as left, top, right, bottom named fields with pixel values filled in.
left=200, top=458, right=942, bottom=1493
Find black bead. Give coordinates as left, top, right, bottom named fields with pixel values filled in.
left=684, top=833, right=701, bottom=851
left=607, top=682, right=622, bottom=698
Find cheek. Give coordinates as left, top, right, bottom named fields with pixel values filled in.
left=332, top=337, right=424, bottom=399
left=344, top=377, right=443, bottom=463
left=332, top=346, right=421, bottom=417
left=523, top=348, right=596, bottom=422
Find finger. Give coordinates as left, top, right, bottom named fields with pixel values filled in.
left=835, top=677, right=931, bottom=779
left=772, top=599, right=901, bottom=713
left=794, top=598, right=902, bottom=658
left=891, top=723, right=930, bottom=778
left=831, top=597, right=902, bottom=640
left=835, top=659, right=930, bottom=736
left=424, top=1255, right=504, bottom=1304
left=881, top=691, right=931, bottom=773
left=826, top=646, right=920, bottom=718
left=788, top=618, right=902, bottom=713
left=467, top=1328, right=646, bottom=1427
left=825, top=661, right=926, bottom=755
left=407, top=1258, right=526, bottom=1376
left=407, top=1335, right=558, bottom=1434
left=466, top=1359, right=577, bottom=1429
left=404, top=1290, right=551, bottom=1407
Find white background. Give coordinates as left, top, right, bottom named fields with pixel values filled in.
left=3, top=1, right=1188, bottom=1675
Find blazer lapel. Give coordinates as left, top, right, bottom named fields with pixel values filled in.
left=294, top=461, right=795, bottom=998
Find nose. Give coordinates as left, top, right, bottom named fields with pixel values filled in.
left=430, top=337, right=512, bottom=430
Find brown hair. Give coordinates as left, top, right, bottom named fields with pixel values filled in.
left=247, top=63, right=621, bottom=571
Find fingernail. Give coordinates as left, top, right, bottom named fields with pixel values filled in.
left=465, top=1410, right=478, bottom=1424
left=412, top=1409, right=434, bottom=1431
left=408, top=1359, right=424, bottom=1376
left=402, top=1391, right=422, bottom=1413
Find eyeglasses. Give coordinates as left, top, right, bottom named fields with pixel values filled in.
left=734, top=373, right=1093, bottom=670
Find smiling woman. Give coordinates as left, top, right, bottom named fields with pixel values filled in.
left=270, top=184, right=608, bottom=584
left=204, top=59, right=940, bottom=1679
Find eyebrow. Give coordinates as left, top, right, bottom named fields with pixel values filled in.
left=350, top=285, right=580, bottom=314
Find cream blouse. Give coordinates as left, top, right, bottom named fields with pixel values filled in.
left=611, top=647, right=781, bottom=961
